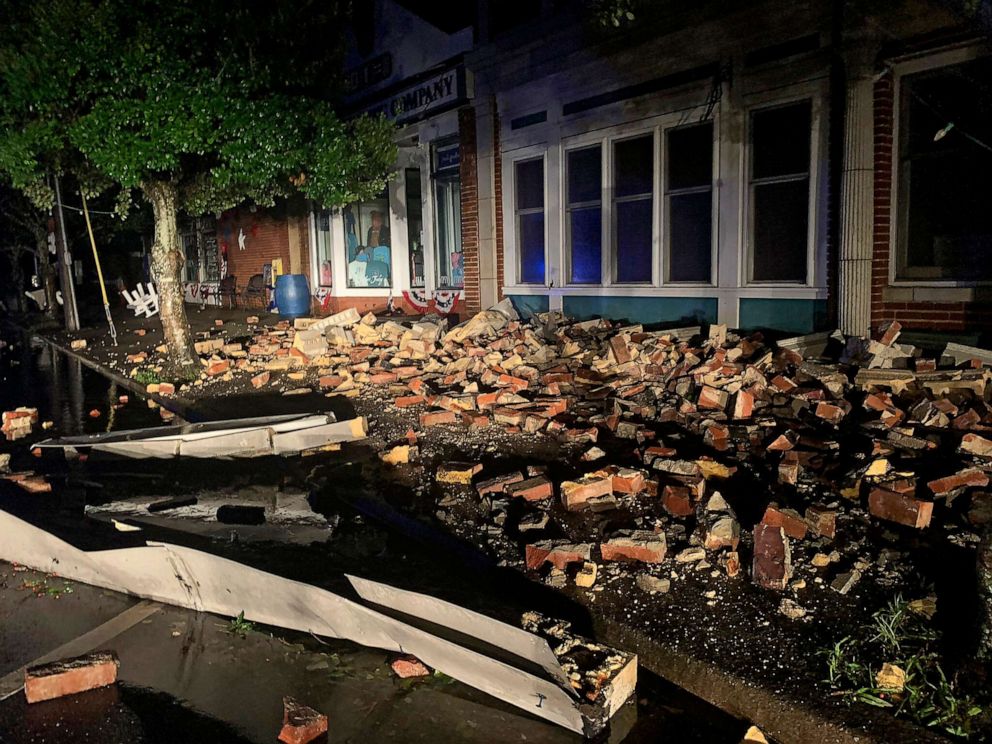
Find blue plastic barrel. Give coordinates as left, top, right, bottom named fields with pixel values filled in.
left=274, top=274, right=311, bottom=318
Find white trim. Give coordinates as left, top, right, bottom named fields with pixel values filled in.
left=888, top=43, right=992, bottom=287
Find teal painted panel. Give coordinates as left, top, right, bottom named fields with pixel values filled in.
left=738, top=298, right=828, bottom=334
left=506, top=294, right=550, bottom=319
left=562, top=295, right=717, bottom=326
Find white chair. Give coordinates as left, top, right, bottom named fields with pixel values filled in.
left=122, top=283, right=159, bottom=318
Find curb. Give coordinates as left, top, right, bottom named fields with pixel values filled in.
left=591, top=614, right=948, bottom=744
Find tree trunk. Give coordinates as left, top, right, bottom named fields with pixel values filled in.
left=142, top=180, right=199, bottom=380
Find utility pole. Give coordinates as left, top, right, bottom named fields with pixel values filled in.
left=53, top=174, right=80, bottom=331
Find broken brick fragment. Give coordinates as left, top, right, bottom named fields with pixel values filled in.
left=476, top=472, right=524, bottom=496
left=394, top=395, right=427, bottom=408
left=436, top=462, right=483, bottom=485
left=419, top=411, right=458, bottom=427
left=600, top=530, right=666, bottom=564
left=928, top=468, right=989, bottom=495
left=525, top=540, right=592, bottom=571
left=698, top=386, right=729, bottom=411
left=752, top=524, right=792, bottom=591
left=761, top=505, right=808, bottom=540
left=611, top=467, right=646, bottom=494
left=205, top=360, right=230, bottom=376
left=662, top=485, right=694, bottom=517
left=24, top=652, right=119, bottom=704
left=251, top=371, right=271, bottom=389
left=278, top=697, right=328, bottom=744
left=868, top=487, right=933, bottom=529
left=560, top=471, right=613, bottom=511
left=390, top=654, right=431, bottom=678
left=804, top=505, right=837, bottom=539
left=506, top=476, right=553, bottom=501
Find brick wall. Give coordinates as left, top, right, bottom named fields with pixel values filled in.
left=459, top=105, right=482, bottom=314
left=220, top=205, right=292, bottom=292
left=870, top=71, right=992, bottom=333
left=493, top=98, right=505, bottom=301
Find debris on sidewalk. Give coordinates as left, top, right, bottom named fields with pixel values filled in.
left=35, top=412, right=367, bottom=459
left=278, top=697, right=328, bottom=744
left=24, top=651, right=119, bottom=704
left=0, top=508, right=637, bottom=737
left=390, top=654, right=431, bottom=678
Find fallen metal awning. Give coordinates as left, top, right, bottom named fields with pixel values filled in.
left=33, top=413, right=368, bottom=459
left=0, top=509, right=635, bottom=736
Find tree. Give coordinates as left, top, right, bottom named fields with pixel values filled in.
left=0, top=184, right=57, bottom=319
left=0, top=0, right=395, bottom=379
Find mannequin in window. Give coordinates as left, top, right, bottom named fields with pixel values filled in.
left=366, top=210, right=390, bottom=249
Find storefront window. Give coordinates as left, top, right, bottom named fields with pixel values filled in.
left=566, top=145, right=602, bottom=284
left=515, top=158, right=545, bottom=284
left=433, top=143, right=463, bottom=289
left=613, top=135, right=653, bottom=283
left=343, top=189, right=392, bottom=288
left=181, top=219, right=219, bottom=282
left=314, top=209, right=332, bottom=286
left=749, top=101, right=811, bottom=283
left=666, top=123, right=713, bottom=283
left=406, top=169, right=425, bottom=288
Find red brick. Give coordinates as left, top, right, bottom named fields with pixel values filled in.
left=560, top=472, right=613, bottom=511
left=752, top=524, right=792, bottom=591
left=804, top=506, right=837, bottom=539
left=390, top=654, right=431, bottom=678
left=600, top=530, right=666, bottom=564
left=278, top=697, right=328, bottom=744
left=419, top=411, right=458, bottom=427
left=868, top=487, right=933, bottom=528
left=506, top=476, right=553, bottom=501
left=662, top=485, right=694, bottom=517
left=394, top=395, right=427, bottom=408
left=206, top=360, right=230, bottom=376
left=24, top=652, right=119, bottom=704
left=928, top=468, right=989, bottom=495
left=524, top=540, right=591, bottom=571
left=251, top=372, right=270, bottom=389
left=761, top=505, right=808, bottom=540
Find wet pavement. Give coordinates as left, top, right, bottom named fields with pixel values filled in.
left=0, top=327, right=749, bottom=742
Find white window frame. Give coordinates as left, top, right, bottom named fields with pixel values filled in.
left=610, top=130, right=657, bottom=286
left=506, top=144, right=551, bottom=286
left=553, top=113, right=721, bottom=291
left=888, top=43, right=991, bottom=287
left=512, top=154, right=548, bottom=285
left=742, top=94, right=822, bottom=287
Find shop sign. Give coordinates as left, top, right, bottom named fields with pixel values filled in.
left=364, top=65, right=469, bottom=124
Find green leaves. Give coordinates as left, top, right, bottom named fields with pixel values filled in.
left=0, top=0, right=395, bottom=215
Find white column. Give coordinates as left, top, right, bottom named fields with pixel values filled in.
left=838, top=44, right=877, bottom=337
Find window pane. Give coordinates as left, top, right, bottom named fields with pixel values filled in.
left=435, top=177, right=463, bottom=288
left=899, top=57, right=992, bottom=280
left=315, top=210, right=333, bottom=286
left=519, top=213, right=545, bottom=284
left=568, top=146, right=601, bottom=204
left=614, top=135, right=653, bottom=197
left=515, top=159, right=544, bottom=210
left=344, top=193, right=392, bottom=288
left=668, top=123, right=713, bottom=190
left=569, top=207, right=601, bottom=283
left=752, top=102, right=811, bottom=179
left=615, top=198, right=652, bottom=282
left=669, top=191, right=712, bottom=282
left=752, top=179, right=808, bottom=282
left=405, top=169, right=424, bottom=288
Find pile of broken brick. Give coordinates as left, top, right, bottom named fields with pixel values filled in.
left=95, top=302, right=992, bottom=597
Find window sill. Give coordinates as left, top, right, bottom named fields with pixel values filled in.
left=882, top=285, right=992, bottom=303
